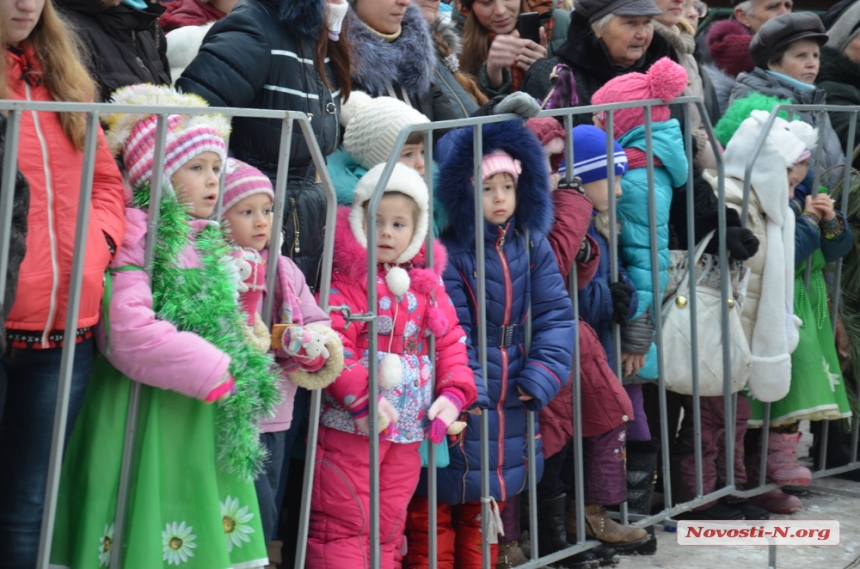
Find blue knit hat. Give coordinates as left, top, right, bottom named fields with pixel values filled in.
left=558, top=125, right=628, bottom=184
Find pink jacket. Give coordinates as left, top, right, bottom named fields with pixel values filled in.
left=96, top=208, right=229, bottom=400
left=260, top=252, right=331, bottom=433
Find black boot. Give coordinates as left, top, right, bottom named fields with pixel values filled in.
left=537, top=494, right=599, bottom=569
left=624, top=439, right=660, bottom=555
left=812, top=419, right=860, bottom=481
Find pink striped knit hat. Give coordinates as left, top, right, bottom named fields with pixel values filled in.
left=102, top=84, right=231, bottom=190
left=221, top=159, right=275, bottom=214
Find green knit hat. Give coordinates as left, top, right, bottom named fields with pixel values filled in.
left=714, top=92, right=793, bottom=148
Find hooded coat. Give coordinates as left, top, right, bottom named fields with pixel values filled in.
left=616, top=119, right=689, bottom=381
left=731, top=68, right=846, bottom=190
left=348, top=4, right=456, bottom=123
left=429, top=16, right=482, bottom=119
left=0, top=114, right=30, bottom=353
left=430, top=120, right=575, bottom=504
left=57, top=0, right=170, bottom=102
left=554, top=10, right=678, bottom=126
left=176, top=0, right=343, bottom=290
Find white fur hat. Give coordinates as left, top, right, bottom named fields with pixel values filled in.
left=166, top=23, right=214, bottom=85
left=349, top=162, right=430, bottom=266
left=340, top=91, right=430, bottom=170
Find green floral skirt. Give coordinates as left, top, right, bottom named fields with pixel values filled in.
left=50, top=355, right=268, bottom=569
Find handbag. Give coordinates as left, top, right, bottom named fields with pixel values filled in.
left=419, top=438, right=450, bottom=468
left=661, top=231, right=752, bottom=396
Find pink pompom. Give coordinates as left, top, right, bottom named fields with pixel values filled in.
left=427, top=306, right=449, bottom=336
left=647, top=57, right=688, bottom=103
left=410, top=267, right=438, bottom=294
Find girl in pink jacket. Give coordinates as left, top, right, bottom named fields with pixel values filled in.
left=51, top=85, right=280, bottom=569
left=307, top=163, right=477, bottom=568
left=219, top=158, right=344, bottom=546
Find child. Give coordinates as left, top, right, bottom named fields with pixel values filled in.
left=307, top=162, right=477, bottom=568
left=589, top=57, right=689, bottom=443
left=406, top=120, right=576, bottom=569
left=672, top=110, right=813, bottom=520
left=219, top=159, right=344, bottom=548
left=50, top=85, right=280, bottom=569
left=328, top=90, right=430, bottom=204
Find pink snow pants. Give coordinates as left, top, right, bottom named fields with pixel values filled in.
left=307, top=425, right=421, bottom=569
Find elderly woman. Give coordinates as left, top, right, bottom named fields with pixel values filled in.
left=458, top=0, right=570, bottom=99
left=730, top=12, right=845, bottom=189
left=552, top=0, right=675, bottom=124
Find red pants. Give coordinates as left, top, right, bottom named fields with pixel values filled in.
left=404, top=496, right=505, bottom=569
left=308, top=426, right=421, bottom=569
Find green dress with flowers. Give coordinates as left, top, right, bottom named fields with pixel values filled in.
left=748, top=250, right=852, bottom=426
left=50, top=192, right=279, bottom=569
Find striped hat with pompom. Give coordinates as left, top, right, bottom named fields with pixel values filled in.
left=102, top=84, right=231, bottom=190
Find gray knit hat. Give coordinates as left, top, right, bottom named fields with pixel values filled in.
left=825, top=1, right=860, bottom=54
left=574, top=0, right=662, bottom=24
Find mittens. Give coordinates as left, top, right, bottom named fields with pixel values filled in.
left=427, top=392, right=464, bottom=444
left=725, top=226, right=760, bottom=261
left=492, top=91, right=541, bottom=119
left=620, top=307, right=655, bottom=355
left=608, top=280, right=633, bottom=325
left=352, top=396, right=401, bottom=436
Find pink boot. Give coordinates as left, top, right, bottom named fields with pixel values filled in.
left=749, top=489, right=802, bottom=515
left=766, top=431, right=812, bottom=486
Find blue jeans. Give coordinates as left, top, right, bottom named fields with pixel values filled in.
left=0, top=339, right=94, bottom=569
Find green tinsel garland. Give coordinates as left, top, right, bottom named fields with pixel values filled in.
left=132, top=186, right=281, bottom=481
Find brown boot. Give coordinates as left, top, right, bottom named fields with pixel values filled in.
left=265, top=540, right=283, bottom=569
left=567, top=504, right=649, bottom=552
left=496, top=541, right=528, bottom=568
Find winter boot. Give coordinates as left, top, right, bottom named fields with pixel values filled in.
left=811, top=420, right=860, bottom=481
left=567, top=505, right=649, bottom=552
left=767, top=431, right=812, bottom=486
left=496, top=541, right=528, bottom=568
left=622, top=440, right=659, bottom=555
left=749, top=488, right=802, bottom=514
left=537, top=495, right=599, bottom=569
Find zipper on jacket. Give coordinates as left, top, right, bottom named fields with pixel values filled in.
left=26, top=83, right=61, bottom=347
left=495, top=223, right=513, bottom=500
left=290, top=197, right=301, bottom=255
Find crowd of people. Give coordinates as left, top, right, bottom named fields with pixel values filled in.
left=2, top=0, right=860, bottom=568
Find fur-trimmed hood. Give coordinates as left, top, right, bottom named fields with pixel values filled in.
left=436, top=120, right=552, bottom=248
left=819, top=46, right=860, bottom=92
left=348, top=3, right=436, bottom=100
left=261, top=0, right=325, bottom=39
left=332, top=207, right=448, bottom=288
left=430, top=13, right=463, bottom=58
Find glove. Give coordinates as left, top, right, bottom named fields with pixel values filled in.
left=608, top=281, right=633, bottom=325
left=492, top=91, right=540, bottom=119
left=281, top=325, right=330, bottom=361
left=427, top=394, right=463, bottom=444
left=725, top=226, right=760, bottom=261
left=353, top=397, right=400, bottom=436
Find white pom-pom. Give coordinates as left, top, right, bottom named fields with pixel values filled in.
left=385, top=266, right=410, bottom=296
left=379, top=352, right=402, bottom=390
left=339, top=90, right=373, bottom=128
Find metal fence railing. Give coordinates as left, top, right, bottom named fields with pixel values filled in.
left=2, top=96, right=858, bottom=569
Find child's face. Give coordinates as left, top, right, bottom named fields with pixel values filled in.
left=171, top=151, right=222, bottom=218
left=399, top=142, right=425, bottom=177
left=583, top=177, right=622, bottom=213
left=224, top=194, right=273, bottom=251
left=482, top=172, right=516, bottom=225
left=375, top=193, right=417, bottom=264
left=788, top=159, right=810, bottom=197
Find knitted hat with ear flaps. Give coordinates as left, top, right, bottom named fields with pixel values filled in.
left=340, top=91, right=431, bottom=170
left=103, top=84, right=230, bottom=191
left=591, top=57, right=688, bottom=140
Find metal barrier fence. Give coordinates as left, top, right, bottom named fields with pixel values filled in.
left=1, top=96, right=858, bottom=569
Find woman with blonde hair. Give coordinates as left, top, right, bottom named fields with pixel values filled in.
left=0, top=0, right=126, bottom=565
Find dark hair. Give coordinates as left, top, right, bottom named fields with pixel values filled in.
left=405, top=131, right=425, bottom=146
left=316, top=14, right=352, bottom=102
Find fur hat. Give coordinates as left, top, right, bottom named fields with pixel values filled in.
left=166, top=23, right=214, bottom=84
left=591, top=57, right=688, bottom=140
left=349, top=162, right=430, bottom=269
left=340, top=91, right=431, bottom=170
left=557, top=125, right=628, bottom=184
left=103, top=84, right=230, bottom=190
left=221, top=159, right=275, bottom=214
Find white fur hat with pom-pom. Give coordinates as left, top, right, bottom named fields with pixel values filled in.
left=340, top=91, right=430, bottom=170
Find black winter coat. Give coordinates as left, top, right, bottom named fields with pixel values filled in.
left=58, top=0, right=170, bottom=102
left=818, top=46, right=860, bottom=169
left=177, top=0, right=343, bottom=291
left=0, top=115, right=31, bottom=353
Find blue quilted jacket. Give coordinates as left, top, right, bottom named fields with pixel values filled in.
left=616, top=119, right=688, bottom=380
left=424, top=120, right=575, bottom=504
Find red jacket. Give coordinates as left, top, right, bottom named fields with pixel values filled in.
left=540, top=189, right=633, bottom=457
left=4, top=44, right=126, bottom=345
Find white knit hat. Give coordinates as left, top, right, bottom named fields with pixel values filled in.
left=340, top=91, right=430, bottom=170
left=349, top=162, right=430, bottom=268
